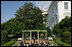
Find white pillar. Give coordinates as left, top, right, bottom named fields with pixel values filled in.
left=30, top=31, right=31, bottom=45
left=38, top=31, right=39, bottom=44
left=22, top=32, right=24, bottom=41
left=45, top=32, right=47, bottom=41
left=22, top=32, right=23, bottom=40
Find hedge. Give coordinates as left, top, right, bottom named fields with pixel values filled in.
left=3, top=41, right=15, bottom=46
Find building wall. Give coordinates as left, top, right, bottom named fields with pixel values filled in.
left=42, top=1, right=71, bottom=30
left=57, top=1, right=71, bottom=22
left=47, top=1, right=58, bottom=30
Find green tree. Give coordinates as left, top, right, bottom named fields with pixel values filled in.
left=53, top=24, right=62, bottom=37
left=53, top=16, right=71, bottom=44
left=1, top=30, right=8, bottom=44
left=59, top=16, right=71, bottom=29
left=62, top=31, right=71, bottom=44
left=15, top=2, right=45, bottom=30
left=1, top=18, right=25, bottom=37
left=46, top=27, right=51, bottom=36
left=53, top=16, right=71, bottom=36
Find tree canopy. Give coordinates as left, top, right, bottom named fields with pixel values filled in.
left=53, top=16, right=71, bottom=44
left=15, top=2, right=45, bottom=30
left=1, top=18, right=25, bottom=37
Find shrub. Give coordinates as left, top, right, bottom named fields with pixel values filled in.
left=55, top=38, right=71, bottom=46
left=1, top=30, right=8, bottom=44
left=3, top=41, right=15, bottom=46
left=62, top=31, right=71, bottom=44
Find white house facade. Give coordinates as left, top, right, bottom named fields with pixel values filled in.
left=42, top=1, right=71, bottom=30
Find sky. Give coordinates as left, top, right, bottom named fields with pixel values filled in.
left=1, top=1, right=51, bottom=24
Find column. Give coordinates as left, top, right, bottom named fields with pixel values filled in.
left=22, top=32, right=24, bottom=41
left=38, top=31, right=39, bottom=44
left=30, top=31, right=31, bottom=45
left=45, top=32, right=47, bottom=41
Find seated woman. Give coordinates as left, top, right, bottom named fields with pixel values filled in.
left=40, top=41, right=45, bottom=46
left=44, top=41, right=48, bottom=46
left=24, top=41, right=26, bottom=46
left=44, top=39, right=48, bottom=46
left=41, top=41, right=44, bottom=45
left=34, top=41, right=39, bottom=46
left=48, top=42, right=50, bottom=45
left=45, top=39, right=47, bottom=43
left=31, top=43, right=35, bottom=46
left=26, top=42, right=30, bottom=46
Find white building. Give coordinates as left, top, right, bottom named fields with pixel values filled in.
left=42, top=1, right=71, bottom=30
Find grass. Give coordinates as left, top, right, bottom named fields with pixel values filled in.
left=12, top=41, right=21, bottom=46
left=3, top=41, right=15, bottom=46
left=54, top=38, right=71, bottom=46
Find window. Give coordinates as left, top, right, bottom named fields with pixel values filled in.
left=64, top=2, right=68, bottom=9
left=55, top=14, right=57, bottom=19
left=55, top=14, right=58, bottom=23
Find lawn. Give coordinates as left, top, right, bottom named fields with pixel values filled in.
left=12, top=41, right=21, bottom=46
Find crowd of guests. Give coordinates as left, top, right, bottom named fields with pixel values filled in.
left=20, top=40, right=49, bottom=46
